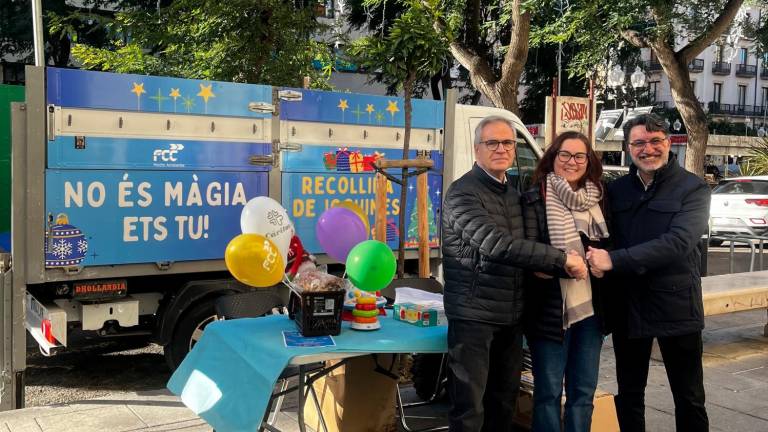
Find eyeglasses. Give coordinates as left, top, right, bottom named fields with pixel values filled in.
left=628, top=137, right=667, bottom=149
left=557, top=151, right=588, bottom=164
left=480, top=139, right=516, bottom=151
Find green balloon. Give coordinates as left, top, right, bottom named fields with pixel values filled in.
left=345, top=240, right=396, bottom=292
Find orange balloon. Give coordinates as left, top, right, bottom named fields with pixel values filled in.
left=333, top=200, right=371, bottom=239
left=225, top=234, right=285, bottom=288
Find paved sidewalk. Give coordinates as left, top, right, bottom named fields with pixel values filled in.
left=1, top=309, right=767, bottom=432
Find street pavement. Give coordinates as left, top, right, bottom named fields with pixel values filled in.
left=1, top=249, right=767, bottom=431
left=1, top=308, right=766, bottom=431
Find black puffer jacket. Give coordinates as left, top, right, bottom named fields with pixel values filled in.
left=521, top=181, right=613, bottom=343
left=607, top=157, right=710, bottom=338
left=442, top=164, right=567, bottom=326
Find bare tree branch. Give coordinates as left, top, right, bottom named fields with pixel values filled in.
left=677, top=0, right=745, bottom=63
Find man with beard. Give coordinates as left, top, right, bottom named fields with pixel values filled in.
left=587, top=114, right=710, bottom=431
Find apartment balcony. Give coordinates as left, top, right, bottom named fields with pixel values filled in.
left=712, top=61, right=731, bottom=75
left=708, top=102, right=766, bottom=117
left=642, top=60, right=663, bottom=72
left=688, top=59, right=704, bottom=73
left=735, top=64, right=757, bottom=78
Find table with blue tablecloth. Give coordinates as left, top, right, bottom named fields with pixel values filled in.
left=167, top=310, right=448, bottom=432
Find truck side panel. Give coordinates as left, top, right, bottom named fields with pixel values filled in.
left=279, top=89, right=445, bottom=255
left=44, top=170, right=267, bottom=266
left=44, top=67, right=273, bottom=269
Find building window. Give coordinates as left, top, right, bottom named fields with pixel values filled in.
left=740, top=48, right=748, bottom=65
left=649, top=81, right=659, bottom=101
left=762, top=87, right=768, bottom=109
left=737, top=85, right=747, bottom=109
left=713, top=83, right=722, bottom=104
left=715, top=45, right=724, bottom=62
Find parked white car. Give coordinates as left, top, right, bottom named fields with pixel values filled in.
left=709, top=176, right=768, bottom=245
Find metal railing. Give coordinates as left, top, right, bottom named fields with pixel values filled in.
left=736, top=64, right=757, bottom=77
left=688, top=58, right=704, bottom=72
left=712, top=61, right=732, bottom=75
left=709, top=234, right=768, bottom=273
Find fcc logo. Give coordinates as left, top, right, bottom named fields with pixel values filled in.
left=153, top=143, right=185, bottom=162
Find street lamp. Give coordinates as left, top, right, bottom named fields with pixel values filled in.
left=673, top=119, right=682, bottom=132
left=630, top=66, right=647, bottom=89
left=606, top=64, right=647, bottom=166
left=606, top=65, right=647, bottom=113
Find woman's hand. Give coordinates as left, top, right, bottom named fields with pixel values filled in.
left=534, top=272, right=553, bottom=279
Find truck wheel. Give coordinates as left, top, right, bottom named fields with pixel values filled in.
left=164, top=300, right=218, bottom=371
left=410, top=353, right=447, bottom=401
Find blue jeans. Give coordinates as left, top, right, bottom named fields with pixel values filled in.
left=530, top=315, right=603, bottom=432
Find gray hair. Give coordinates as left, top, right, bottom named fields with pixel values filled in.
left=622, top=113, right=669, bottom=147
left=473, top=115, right=517, bottom=146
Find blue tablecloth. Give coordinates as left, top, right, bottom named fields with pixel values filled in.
left=167, top=311, right=447, bottom=432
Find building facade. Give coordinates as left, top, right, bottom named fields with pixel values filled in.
left=641, top=4, right=768, bottom=130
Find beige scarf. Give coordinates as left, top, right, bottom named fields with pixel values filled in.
left=545, top=173, right=609, bottom=329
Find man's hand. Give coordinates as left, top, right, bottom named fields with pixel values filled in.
left=590, top=267, right=605, bottom=278
left=587, top=247, right=613, bottom=272
left=565, top=251, right=588, bottom=280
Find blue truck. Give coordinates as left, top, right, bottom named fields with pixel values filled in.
left=9, top=65, right=543, bottom=376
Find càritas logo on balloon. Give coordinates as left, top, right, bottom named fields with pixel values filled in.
left=267, top=210, right=284, bottom=226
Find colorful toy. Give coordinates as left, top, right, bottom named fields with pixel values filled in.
left=350, top=296, right=381, bottom=330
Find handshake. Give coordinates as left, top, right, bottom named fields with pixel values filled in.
left=536, top=247, right=613, bottom=281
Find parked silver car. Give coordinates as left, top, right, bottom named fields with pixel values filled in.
left=709, top=176, right=768, bottom=245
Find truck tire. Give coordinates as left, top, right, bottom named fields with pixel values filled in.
left=164, top=300, right=218, bottom=371
left=410, top=353, right=447, bottom=401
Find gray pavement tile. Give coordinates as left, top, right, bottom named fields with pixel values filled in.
left=747, top=405, right=768, bottom=422
left=127, top=401, right=200, bottom=428
left=2, top=418, right=42, bottom=432
left=701, top=366, right=766, bottom=392
left=129, top=419, right=212, bottom=432
left=35, top=405, right=146, bottom=432
left=702, top=384, right=768, bottom=416
left=706, top=402, right=768, bottom=432
left=644, top=407, right=676, bottom=432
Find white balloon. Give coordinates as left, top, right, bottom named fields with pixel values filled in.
left=240, top=196, right=293, bottom=263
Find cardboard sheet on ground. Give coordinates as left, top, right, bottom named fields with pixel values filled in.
left=167, top=310, right=447, bottom=432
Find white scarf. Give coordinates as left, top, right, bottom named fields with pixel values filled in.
left=545, top=173, right=609, bottom=329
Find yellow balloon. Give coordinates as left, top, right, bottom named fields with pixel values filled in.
left=333, top=200, right=371, bottom=239
left=225, top=234, right=286, bottom=288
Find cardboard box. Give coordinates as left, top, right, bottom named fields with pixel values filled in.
left=303, top=355, right=399, bottom=432
left=392, top=303, right=446, bottom=327
left=513, top=371, right=619, bottom=431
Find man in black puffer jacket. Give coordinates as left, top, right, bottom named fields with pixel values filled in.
left=588, top=114, right=710, bottom=432
left=442, top=115, right=587, bottom=432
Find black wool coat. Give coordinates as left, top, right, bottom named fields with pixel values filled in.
left=607, top=156, right=710, bottom=338
left=441, top=163, right=567, bottom=326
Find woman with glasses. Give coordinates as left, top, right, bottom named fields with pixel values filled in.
left=521, top=131, right=612, bottom=432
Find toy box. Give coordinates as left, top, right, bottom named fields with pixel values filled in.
left=392, top=303, right=446, bottom=327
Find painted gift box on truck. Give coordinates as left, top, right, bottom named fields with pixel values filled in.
left=12, top=66, right=542, bottom=377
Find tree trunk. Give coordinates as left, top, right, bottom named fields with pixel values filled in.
left=650, top=42, right=708, bottom=177
left=397, top=73, right=415, bottom=278
left=437, top=0, right=529, bottom=116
